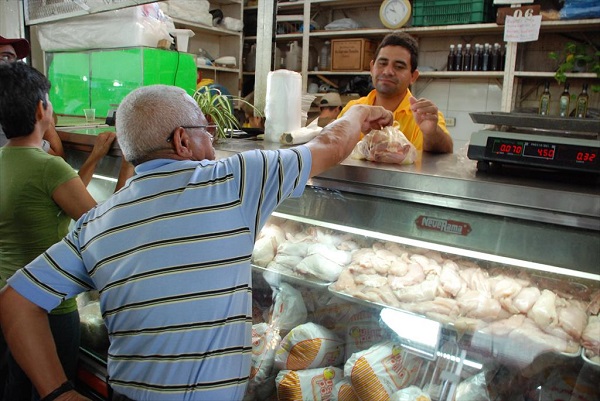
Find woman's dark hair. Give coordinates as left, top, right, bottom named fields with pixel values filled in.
left=0, top=62, right=51, bottom=138
left=373, top=32, right=419, bottom=72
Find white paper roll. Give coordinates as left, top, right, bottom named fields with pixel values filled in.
left=264, top=70, right=302, bottom=143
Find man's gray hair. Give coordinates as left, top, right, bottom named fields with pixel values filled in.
left=116, top=85, right=204, bottom=162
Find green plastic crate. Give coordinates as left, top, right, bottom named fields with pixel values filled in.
left=412, top=0, right=494, bottom=26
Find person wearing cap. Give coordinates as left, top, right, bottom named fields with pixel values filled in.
left=311, top=92, right=344, bottom=128
left=0, top=35, right=30, bottom=62
left=338, top=32, right=453, bottom=154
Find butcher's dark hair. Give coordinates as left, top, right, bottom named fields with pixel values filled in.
left=0, top=62, right=51, bottom=138
left=374, top=32, right=419, bottom=72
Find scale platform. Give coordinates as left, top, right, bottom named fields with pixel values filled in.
left=467, top=112, right=600, bottom=175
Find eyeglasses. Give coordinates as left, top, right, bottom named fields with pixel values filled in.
left=0, top=52, right=17, bottom=62
left=166, top=125, right=217, bottom=143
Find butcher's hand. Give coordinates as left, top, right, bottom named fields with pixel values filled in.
left=347, top=105, right=394, bottom=134
left=409, top=96, right=453, bottom=153
left=409, top=96, right=439, bottom=136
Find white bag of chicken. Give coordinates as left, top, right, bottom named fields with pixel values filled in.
left=246, top=323, right=281, bottom=394
left=274, top=322, right=345, bottom=371
left=331, top=379, right=360, bottom=401
left=345, top=341, right=425, bottom=401
left=350, top=122, right=417, bottom=165
left=270, top=282, right=308, bottom=332
left=276, top=367, right=344, bottom=401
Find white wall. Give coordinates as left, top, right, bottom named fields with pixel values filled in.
left=415, top=79, right=502, bottom=153
left=0, top=1, right=26, bottom=42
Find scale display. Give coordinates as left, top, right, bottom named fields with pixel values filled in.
left=486, top=137, right=599, bottom=168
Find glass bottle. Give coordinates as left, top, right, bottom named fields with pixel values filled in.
left=482, top=43, right=490, bottom=71
left=472, top=44, right=481, bottom=71
left=455, top=44, right=463, bottom=71
left=463, top=43, right=472, bottom=71
left=491, top=43, right=500, bottom=71
left=538, top=81, right=551, bottom=116
left=447, top=44, right=455, bottom=72
left=575, top=83, right=589, bottom=118
left=558, top=82, right=570, bottom=118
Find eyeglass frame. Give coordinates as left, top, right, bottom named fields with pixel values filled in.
left=166, top=125, right=217, bottom=143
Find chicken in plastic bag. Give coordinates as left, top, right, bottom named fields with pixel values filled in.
left=390, top=385, right=431, bottom=401
left=351, top=122, right=417, bottom=165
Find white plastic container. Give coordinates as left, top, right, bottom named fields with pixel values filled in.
left=285, top=41, right=302, bottom=72
left=264, top=70, right=302, bottom=143
left=319, top=40, right=330, bottom=71
left=173, top=29, right=194, bottom=53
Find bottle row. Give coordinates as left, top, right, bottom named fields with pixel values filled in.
left=539, top=82, right=589, bottom=118
left=447, top=43, right=505, bottom=72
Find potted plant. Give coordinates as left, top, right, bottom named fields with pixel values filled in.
left=548, top=42, right=600, bottom=92
left=193, top=86, right=261, bottom=142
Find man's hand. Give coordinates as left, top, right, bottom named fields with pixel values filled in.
left=409, top=96, right=439, bottom=136
left=409, top=96, right=453, bottom=153
left=54, top=390, right=91, bottom=401
left=346, top=104, right=394, bottom=133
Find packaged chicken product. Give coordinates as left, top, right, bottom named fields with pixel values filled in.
left=276, top=367, right=344, bottom=401
left=274, top=322, right=345, bottom=371
left=331, top=379, right=360, bottom=401
left=390, top=385, right=431, bottom=401
left=270, top=282, right=308, bottom=332
left=345, top=341, right=425, bottom=401
left=350, top=123, right=417, bottom=165
left=345, top=309, right=390, bottom=360
left=247, top=323, right=281, bottom=397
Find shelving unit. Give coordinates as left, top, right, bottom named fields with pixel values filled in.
left=243, top=1, right=599, bottom=116
left=170, top=0, right=244, bottom=96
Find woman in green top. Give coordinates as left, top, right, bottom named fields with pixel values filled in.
left=0, top=62, right=123, bottom=400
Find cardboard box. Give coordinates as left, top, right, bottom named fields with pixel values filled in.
left=331, top=39, right=377, bottom=71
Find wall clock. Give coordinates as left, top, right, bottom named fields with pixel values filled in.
left=379, top=0, right=411, bottom=29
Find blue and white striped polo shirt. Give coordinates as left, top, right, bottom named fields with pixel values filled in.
left=8, top=146, right=311, bottom=401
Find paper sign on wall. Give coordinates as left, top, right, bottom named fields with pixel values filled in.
left=503, top=15, right=542, bottom=42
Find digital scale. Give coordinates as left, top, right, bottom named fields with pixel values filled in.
left=467, top=112, right=600, bottom=175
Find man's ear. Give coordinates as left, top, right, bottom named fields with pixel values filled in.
left=411, top=69, right=420, bottom=84
left=35, top=100, right=45, bottom=123
left=171, top=127, right=193, bottom=158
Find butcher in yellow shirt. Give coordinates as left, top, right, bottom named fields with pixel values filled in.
left=338, top=32, right=453, bottom=153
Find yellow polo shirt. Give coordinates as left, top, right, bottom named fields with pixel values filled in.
left=338, top=89, right=450, bottom=151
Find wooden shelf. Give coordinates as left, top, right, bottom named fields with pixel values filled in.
left=171, top=18, right=242, bottom=37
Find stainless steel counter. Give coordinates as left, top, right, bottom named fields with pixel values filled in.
left=214, top=138, right=600, bottom=231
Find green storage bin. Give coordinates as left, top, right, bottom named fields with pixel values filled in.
left=47, top=47, right=197, bottom=118
left=412, top=0, right=495, bottom=26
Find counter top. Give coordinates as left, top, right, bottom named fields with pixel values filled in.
left=214, top=138, right=600, bottom=230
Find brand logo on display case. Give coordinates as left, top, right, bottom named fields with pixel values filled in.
left=415, top=216, right=472, bottom=236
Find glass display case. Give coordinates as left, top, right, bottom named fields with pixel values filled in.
left=70, top=139, right=600, bottom=400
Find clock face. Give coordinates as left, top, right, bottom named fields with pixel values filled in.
left=380, top=0, right=411, bottom=29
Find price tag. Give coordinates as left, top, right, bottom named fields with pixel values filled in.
left=503, top=14, right=542, bottom=43
left=496, top=5, right=540, bottom=24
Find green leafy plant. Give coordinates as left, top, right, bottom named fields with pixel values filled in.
left=193, top=86, right=262, bottom=141
left=548, top=42, right=600, bottom=92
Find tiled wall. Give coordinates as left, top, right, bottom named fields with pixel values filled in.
left=414, top=79, right=502, bottom=152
